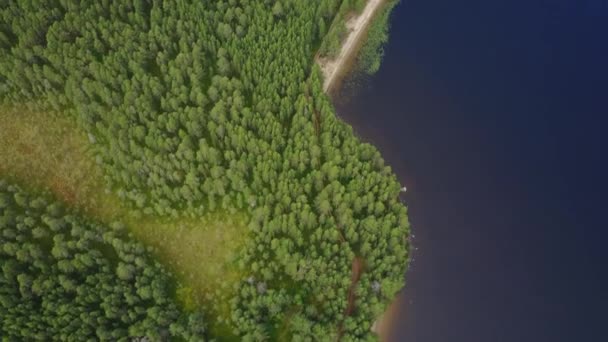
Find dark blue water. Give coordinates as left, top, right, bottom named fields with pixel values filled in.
left=336, top=1, right=608, bottom=341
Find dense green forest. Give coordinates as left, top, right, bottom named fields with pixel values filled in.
left=0, top=181, right=205, bottom=340
left=0, top=0, right=408, bottom=340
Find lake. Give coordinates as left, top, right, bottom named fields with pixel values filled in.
left=335, top=0, right=608, bottom=341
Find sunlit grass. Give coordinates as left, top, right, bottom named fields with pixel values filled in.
left=0, top=106, right=121, bottom=220
left=0, top=106, right=247, bottom=337
left=128, top=213, right=248, bottom=335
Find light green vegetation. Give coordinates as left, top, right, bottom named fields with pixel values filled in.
left=137, top=214, right=248, bottom=337
left=319, top=0, right=369, bottom=57
left=1, top=0, right=408, bottom=340
left=0, top=107, right=117, bottom=219
left=0, top=107, right=247, bottom=336
left=357, top=0, right=399, bottom=74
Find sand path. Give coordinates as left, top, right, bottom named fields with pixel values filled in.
left=318, top=0, right=385, bottom=92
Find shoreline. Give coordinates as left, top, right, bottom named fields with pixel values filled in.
left=372, top=292, right=402, bottom=341
left=317, top=0, right=386, bottom=93
left=319, top=1, right=404, bottom=340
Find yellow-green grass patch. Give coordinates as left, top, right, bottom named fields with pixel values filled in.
left=129, top=214, right=248, bottom=338
left=0, top=106, right=122, bottom=220
left=0, top=106, right=248, bottom=335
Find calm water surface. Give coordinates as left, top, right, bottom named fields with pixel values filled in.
left=335, top=0, right=608, bottom=341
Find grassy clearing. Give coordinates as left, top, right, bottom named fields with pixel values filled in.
left=0, top=106, right=121, bottom=219
left=0, top=106, right=248, bottom=336
left=130, top=213, right=248, bottom=335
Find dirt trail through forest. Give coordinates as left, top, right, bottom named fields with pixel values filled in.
left=336, top=257, right=364, bottom=339
left=318, top=0, right=384, bottom=92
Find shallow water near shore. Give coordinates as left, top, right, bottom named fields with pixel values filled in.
left=336, top=0, right=608, bottom=340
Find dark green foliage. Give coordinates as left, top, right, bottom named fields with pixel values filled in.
left=0, top=180, right=205, bottom=341
left=0, top=0, right=343, bottom=216
left=0, top=0, right=409, bottom=340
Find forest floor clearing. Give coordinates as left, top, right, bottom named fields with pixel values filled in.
left=0, top=107, right=247, bottom=334
left=317, top=0, right=385, bottom=92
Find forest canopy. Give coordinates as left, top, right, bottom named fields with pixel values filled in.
left=0, top=0, right=408, bottom=340
left=0, top=181, right=205, bottom=340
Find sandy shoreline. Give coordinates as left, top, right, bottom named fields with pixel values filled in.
left=372, top=293, right=402, bottom=341
left=317, top=0, right=385, bottom=92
